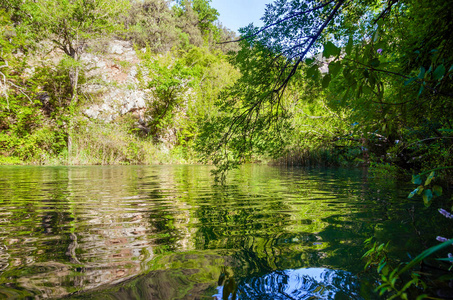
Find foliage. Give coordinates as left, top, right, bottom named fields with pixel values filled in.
left=407, top=170, right=448, bottom=207
left=0, top=0, right=240, bottom=165
left=361, top=168, right=453, bottom=299
left=137, top=46, right=239, bottom=153
left=195, top=0, right=453, bottom=179
left=173, top=0, right=219, bottom=42
left=0, top=9, right=67, bottom=163
left=363, top=237, right=453, bottom=299
left=121, top=0, right=180, bottom=52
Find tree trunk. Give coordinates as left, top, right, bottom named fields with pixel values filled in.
left=70, top=65, right=79, bottom=105
left=68, top=49, right=79, bottom=161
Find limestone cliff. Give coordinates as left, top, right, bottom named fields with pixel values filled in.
left=81, top=40, right=148, bottom=123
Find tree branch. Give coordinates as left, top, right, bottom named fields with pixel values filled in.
left=274, top=0, right=346, bottom=93
left=343, top=58, right=453, bottom=97
left=218, top=0, right=336, bottom=44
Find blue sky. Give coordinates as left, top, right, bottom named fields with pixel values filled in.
left=210, top=0, right=274, bottom=33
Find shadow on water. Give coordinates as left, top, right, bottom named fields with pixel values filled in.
left=0, top=165, right=450, bottom=299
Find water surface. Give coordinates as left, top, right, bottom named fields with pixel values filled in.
left=0, top=165, right=446, bottom=299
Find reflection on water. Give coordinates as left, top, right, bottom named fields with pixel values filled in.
left=215, top=268, right=360, bottom=300
left=0, top=165, right=448, bottom=299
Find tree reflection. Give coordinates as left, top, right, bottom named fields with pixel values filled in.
left=0, top=165, right=444, bottom=299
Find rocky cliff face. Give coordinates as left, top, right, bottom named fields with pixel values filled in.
left=80, top=39, right=149, bottom=123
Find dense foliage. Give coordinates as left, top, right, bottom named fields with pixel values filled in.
left=0, top=0, right=238, bottom=164
left=198, top=0, right=453, bottom=180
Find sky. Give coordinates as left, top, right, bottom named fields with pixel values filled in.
left=210, top=0, right=274, bottom=33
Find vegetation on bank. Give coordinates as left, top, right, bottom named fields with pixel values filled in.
left=1, top=0, right=451, bottom=178
left=0, top=0, right=238, bottom=165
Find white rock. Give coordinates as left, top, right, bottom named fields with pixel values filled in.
left=109, top=43, right=124, bottom=55
left=83, top=107, right=100, bottom=119
left=129, top=66, right=138, bottom=78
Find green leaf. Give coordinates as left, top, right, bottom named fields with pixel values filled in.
left=398, top=239, right=453, bottom=275
left=362, top=85, right=373, bottom=95
left=364, top=237, right=373, bottom=245
left=306, top=64, right=319, bottom=78
left=424, top=171, right=435, bottom=185
left=343, top=67, right=351, bottom=80
left=423, top=189, right=433, bottom=207
left=323, top=41, right=340, bottom=59
left=411, top=175, right=422, bottom=185
left=433, top=64, right=446, bottom=80
left=363, top=69, right=370, bottom=78
left=381, top=265, right=389, bottom=276
left=418, top=84, right=425, bottom=97
left=356, top=85, right=363, bottom=98
left=322, top=74, right=331, bottom=89
left=370, top=58, right=380, bottom=67
left=390, top=277, right=397, bottom=287
left=418, top=66, right=426, bottom=79
left=433, top=185, right=443, bottom=196
left=345, top=36, right=353, bottom=55
left=378, top=262, right=387, bottom=273
left=404, top=77, right=416, bottom=86
left=328, top=61, right=342, bottom=77
left=369, top=73, right=376, bottom=87
left=436, top=257, right=453, bottom=262
left=416, top=185, right=424, bottom=195
left=408, top=187, right=419, bottom=198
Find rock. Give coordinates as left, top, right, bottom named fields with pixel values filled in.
left=109, top=42, right=124, bottom=55
left=79, top=39, right=154, bottom=123
left=129, top=66, right=138, bottom=79
left=83, top=107, right=100, bottom=119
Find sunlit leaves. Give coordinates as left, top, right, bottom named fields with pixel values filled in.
left=424, top=171, right=435, bottom=185
left=422, top=189, right=433, bottom=207
left=408, top=185, right=424, bottom=198
left=408, top=170, right=447, bottom=209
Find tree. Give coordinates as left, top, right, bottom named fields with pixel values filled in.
left=200, top=0, right=453, bottom=177
left=18, top=0, right=130, bottom=155
left=122, top=0, right=180, bottom=52
left=173, top=0, right=219, bottom=47
left=31, top=0, right=129, bottom=104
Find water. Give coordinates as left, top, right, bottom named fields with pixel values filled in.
left=0, top=165, right=448, bottom=299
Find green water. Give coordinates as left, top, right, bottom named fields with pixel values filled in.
left=0, top=165, right=448, bottom=299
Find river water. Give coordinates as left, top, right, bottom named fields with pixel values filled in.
left=0, top=165, right=448, bottom=299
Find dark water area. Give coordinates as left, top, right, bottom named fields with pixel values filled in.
left=0, top=165, right=450, bottom=299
